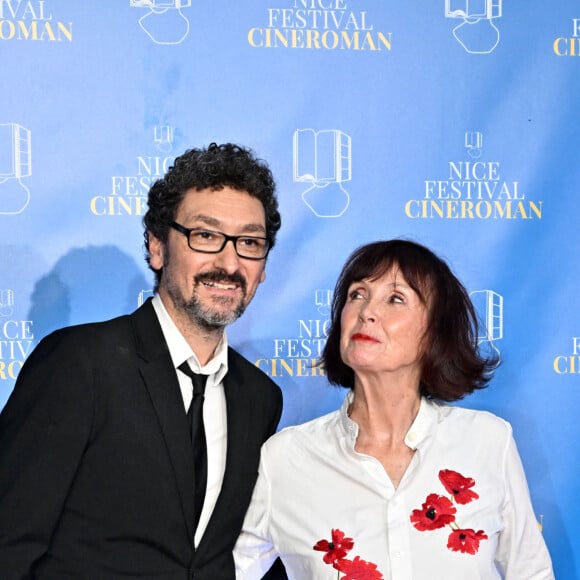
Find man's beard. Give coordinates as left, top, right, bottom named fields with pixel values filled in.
left=168, top=269, right=248, bottom=331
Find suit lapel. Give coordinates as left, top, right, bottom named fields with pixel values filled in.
left=130, top=300, right=196, bottom=544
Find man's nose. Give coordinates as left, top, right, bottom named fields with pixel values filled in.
left=214, top=239, right=242, bottom=273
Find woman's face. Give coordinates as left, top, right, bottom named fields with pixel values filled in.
left=339, top=266, right=430, bottom=383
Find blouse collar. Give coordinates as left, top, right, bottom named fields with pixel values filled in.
left=339, top=391, right=443, bottom=450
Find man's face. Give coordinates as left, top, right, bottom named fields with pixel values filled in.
left=149, top=186, right=267, bottom=331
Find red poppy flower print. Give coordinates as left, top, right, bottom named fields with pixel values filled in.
left=447, top=528, right=488, bottom=554
left=313, top=528, right=354, bottom=565
left=439, top=469, right=479, bottom=505
left=410, top=493, right=457, bottom=531
left=336, top=555, right=384, bottom=580
left=313, top=529, right=384, bottom=578
left=410, top=469, right=486, bottom=555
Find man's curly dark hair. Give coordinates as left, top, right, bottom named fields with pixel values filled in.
left=143, top=142, right=281, bottom=288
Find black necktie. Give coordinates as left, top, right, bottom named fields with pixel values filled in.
left=178, top=362, right=208, bottom=533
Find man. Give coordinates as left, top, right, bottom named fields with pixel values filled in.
left=0, top=143, right=283, bottom=579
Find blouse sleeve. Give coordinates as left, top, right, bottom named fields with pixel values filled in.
left=495, top=426, right=554, bottom=579
left=234, top=450, right=279, bottom=579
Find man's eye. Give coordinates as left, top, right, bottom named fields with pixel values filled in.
left=241, top=237, right=267, bottom=249
left=195, top=230, right=215, bottom=240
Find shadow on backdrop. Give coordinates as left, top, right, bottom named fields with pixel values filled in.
left=27, top=245, right=150, bottom=344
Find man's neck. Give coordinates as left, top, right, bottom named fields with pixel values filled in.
left=157, top=292, right=224, bottom=366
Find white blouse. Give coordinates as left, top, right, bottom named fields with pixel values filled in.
left=234, top=395, right=554, bottom=580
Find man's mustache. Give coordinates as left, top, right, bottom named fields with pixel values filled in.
left=194, top=269, right=247, bottom=293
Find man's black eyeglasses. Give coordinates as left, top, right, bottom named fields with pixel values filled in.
left=170, top=222, right=270, bottom=260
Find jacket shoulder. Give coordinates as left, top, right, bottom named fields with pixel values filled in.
left=227, top=347, right=281, bottom=394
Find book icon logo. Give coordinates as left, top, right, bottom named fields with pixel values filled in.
left=0, top=123, right=31, bottom=215
left=0, top=289, right=15, bottom=318
left=130, top=0, right=191, bottom=45
left=445, top=0, right=502, bottom=54
left=293, top=129, right=352, bottom=218
left=471, top=289, right=503, bottom=365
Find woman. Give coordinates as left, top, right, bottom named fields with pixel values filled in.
left=234, top=240, right=554, bottom=579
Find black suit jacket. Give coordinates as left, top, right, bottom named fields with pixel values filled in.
left=0, top=300, right=282, bottom=579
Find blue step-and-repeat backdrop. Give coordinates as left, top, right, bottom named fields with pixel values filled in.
left=1, top=1, right=578, bottom=577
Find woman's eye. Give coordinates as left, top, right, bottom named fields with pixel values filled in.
left=389, top=294, right=404, bottom=304
left=348, top=290, right=364, bottom=300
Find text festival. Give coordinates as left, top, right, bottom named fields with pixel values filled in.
left=248, top=0, right=392, bottom=52
left=256, top=318, right=329, bottom=378
left=89, top=156, right=172, bottom=216
left=0, top=320, right=33, bottom=380
left=405, top=161, right=543, bottom=221
left=0, top=0, right=72, bottom=41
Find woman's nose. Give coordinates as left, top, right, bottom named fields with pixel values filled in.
left=358, top=301, right=377, bottom=323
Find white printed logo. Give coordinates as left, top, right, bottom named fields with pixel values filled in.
left=445, top=0, right=502, bottom=54
left=153, top=124, right=174, bottom=153
left=130, top=0, right=191, bottom=45
left=293, top=129, right=352, bottom=218
left=470, top=289, right=503, bottom=365
left=138, top=289, right=154, bottom=306
left=465, top=131, right=483, bottom=159
left=0, top=289, right=15, bottom=317
left=0, top=123, right=31, bottom=215
left=315, top=289, right=332, bottom=317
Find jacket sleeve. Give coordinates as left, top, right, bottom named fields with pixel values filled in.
left=0, top=329, right=94, bottom=580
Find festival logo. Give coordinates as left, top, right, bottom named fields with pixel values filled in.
left=90, top=124, right=176, bottom=217
left=255, top=288, right=330, bottom=378
left=130, top=0, right=191, bottom=45
left=470, top=289, right=503, bottom=365
left=293, top=128, right=351, bottom=218
left=0, top=289, right=14, bottom=318
left=445, top=0, right=502, bottom=54
left=553, top=18, right=580, bottom=56
left=0, top=0, right=72, bottom=42
left=553, top=337, right=580, bottom=374
left=248, top=0, right=392, bottom=52
left=138, top=289, right=154, bottom=306
left=405, top=131, right=543, bottom=221
left=0, top=123, right=31, bottom=215
left=0, top=290, right=33, bottom=382
left=465, top=131, right=483, bottom=159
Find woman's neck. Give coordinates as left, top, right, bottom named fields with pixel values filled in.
left=348, top=376, right=422, bottom=488
left=349, top=375, right=422, bottom=441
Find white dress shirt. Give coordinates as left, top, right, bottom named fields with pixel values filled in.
left=152, top=294, right=228, bottom=548
left=234, top=394, right=554, bottom=580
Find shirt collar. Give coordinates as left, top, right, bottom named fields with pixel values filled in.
left=403, top=397, right=443, bottom=449
left=151, top=294, right=228, bottom=386
left=339, top=391, right=443, bottom=449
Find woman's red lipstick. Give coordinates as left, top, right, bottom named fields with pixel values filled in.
left=351, top=333, right=380, bottom=343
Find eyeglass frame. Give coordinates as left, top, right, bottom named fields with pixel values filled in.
left=169, top=221, right=271, bottom=260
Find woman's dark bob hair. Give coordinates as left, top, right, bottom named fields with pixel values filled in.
left=320, top=239, right=498, bottom=402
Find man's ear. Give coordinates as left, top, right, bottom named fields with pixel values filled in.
left=148, top=232, right=165, bottom=270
